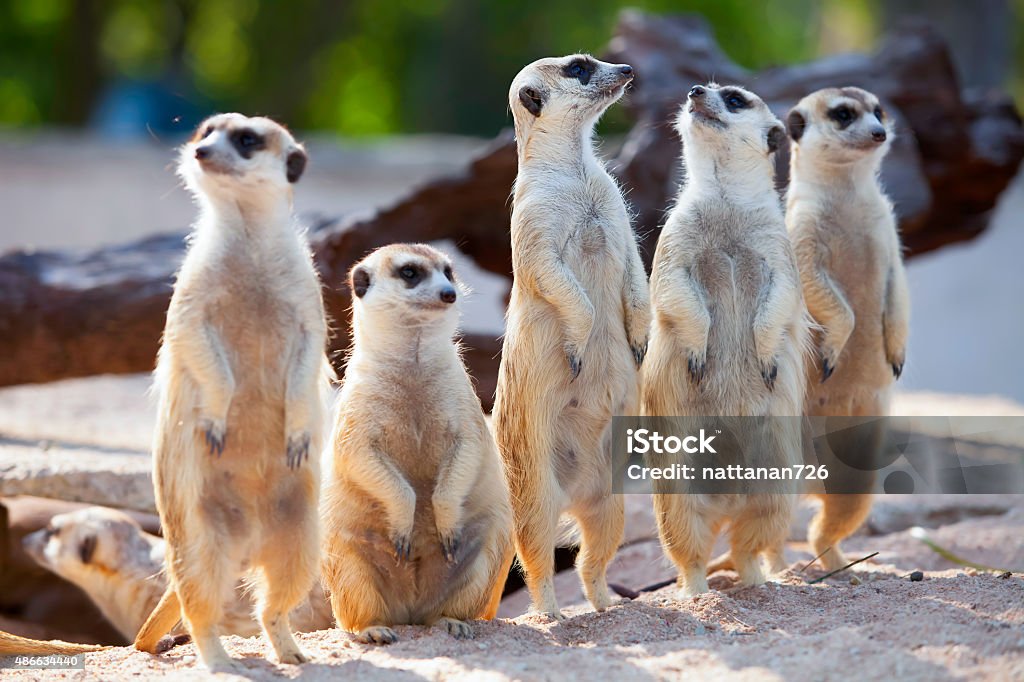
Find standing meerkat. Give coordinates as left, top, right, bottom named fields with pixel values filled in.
left=321, top=244, right=513, bottom=645
left=785, top=87, right=908, bottom=570
left=23, top=507, right=332, bottom=643
left=133, top=114, right=331, bottom=670
left=642, top=84, right=808, bottom=596
left=494, top=54, right=650, bottom=619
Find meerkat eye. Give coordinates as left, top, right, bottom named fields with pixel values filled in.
left=829, top=105, right=855, bottom=125
left=874, top=105, right=884, bottom=121
left=722, top=92, right=749, bottom=113
left=443, top=265, right=454, bottom=282
left=568, top=63, right=585, bottom=77
left=230, top=129, right=266, bottom=157
left=201, top=126, right=214, bottom=139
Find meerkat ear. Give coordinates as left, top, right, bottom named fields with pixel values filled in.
left=350, top=266, right=371, bottom=298
left=767, top=124, right=787, bottom=154
left=786, top=109, right=806, bottom=142
left=78, top=535, right=97, bottom=564
left=518, top=86, right=544, bottom=117
left=286, top=147, right=307, bottom=183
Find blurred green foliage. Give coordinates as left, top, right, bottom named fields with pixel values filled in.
left=0, top=0, right=1016, bottom=136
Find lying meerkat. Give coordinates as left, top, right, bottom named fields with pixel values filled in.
left=642, top=84, right=808, bottom=596
left=494, top=54, right=651, bottom=620
left=22, top=507, right=332, bottom=644
left=785, top=86, right=908, bottom=570
left=134, top=113, right=331, bottom=670
left=321, top=243, right=513, bottom=645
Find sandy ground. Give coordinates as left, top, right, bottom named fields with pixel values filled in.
left=4, top=562, right=1022, bottom=680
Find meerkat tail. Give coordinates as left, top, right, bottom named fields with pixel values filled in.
left=0, top=631, right=108, bottom=656
left=706, top=551, right=735, bottom=574
left=133, top=586, right=182, bottom=654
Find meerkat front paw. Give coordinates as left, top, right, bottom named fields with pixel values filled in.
left=687, top=348, right=707, bottom=385
left=889, top=348, right=906, bottom=380
left=630, top=337, right=649, bottom=368
left=438, top=527, right=461, bottom=563
left=564, top=343, right=584, bottom=380
left=391, top=531, right=412, bottom=563
left=197, top=417, right=227, bottom=455
left=819, top=344, right=842, bottom=383
left=358, top=626, right=398, bottom=645
left=760, top=358, right=778, bottom=391
left=286, top=431, right=311, bottom=469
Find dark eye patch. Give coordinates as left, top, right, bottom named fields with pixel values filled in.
left=562, top=58, right=596, bottom=86
left=229, top=128, right=266, bottom=159
left=828, top=105, right=856, bottom=128
left=720, top=88, right=749, bottom=113
left=873, top=105, right=884, bottom=121
left=443, top=264, right=454, bottom=282
left=395, top=263, right=425, bottom=288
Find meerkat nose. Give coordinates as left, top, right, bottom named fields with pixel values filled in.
left=688, top=85, right=705, bottom=99
left=871, top=128, right=887, bottom=142
left=620, top=65, right=634, bottom=78
left=440, top=287, right=457, bottom=304
left=195, top=146, right=212, bottom=160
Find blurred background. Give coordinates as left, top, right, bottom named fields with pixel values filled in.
left=1, top=0, right=1022, bottom=399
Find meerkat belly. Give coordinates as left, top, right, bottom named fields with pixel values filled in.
left=692, top=247, right=767, bottom=412
left=815, top=218, right=891, bottom=401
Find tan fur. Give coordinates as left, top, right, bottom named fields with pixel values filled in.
left=22, top=507, right=331, bottom=646
left=0, top=631, right=107, bottom=656
left=786, top=87, right=908, bottom=570
left=321, top=244, right=513, bottom=644
left=142, top=113, right=331, bottom=670
left=494, top=55, right=650, bottom=619
left=643, top=84, right=808, bottom=596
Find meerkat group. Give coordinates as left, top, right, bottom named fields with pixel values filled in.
left=0, top=54, right=902, bottom=669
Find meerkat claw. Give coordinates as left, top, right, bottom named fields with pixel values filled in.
left=286, top=432, right=311, bottom=469
left=392, top=534, right=412, bottom=563
left=632, top=341, right=648, bottom=368
left=687, top=353, right=707, bottom=385
left=762, top=361, right=778, bottom=391
left=200, top=420, right=226, bottom=456
left=892, top=361, right=903, bottom=379
left=821, top=358, right=835, bottom=382
left=439, top=531, right=460, bottom=563
left=566, top=351, right=582, bottom=380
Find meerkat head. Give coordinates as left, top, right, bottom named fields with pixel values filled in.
left=786, top=87, right=893, bottom=168
left=676, top=83, right=786, bottom=177
left=178, top=113, right=307, bottom=205
left=509, top=54, right=634, bottom=152
left=348, top=243, right=464, bottom=343
left=23, top=507, right=158, bottom=584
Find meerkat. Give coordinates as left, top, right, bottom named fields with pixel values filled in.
left=23, top=507, right=332, bottom=644
left=642, top=83, right=808, bottom=596
left=321, top=244, right=513, bottom=645
left=133, top=113, right=331, bottom=670
left=784, top=87, right=908, bottom=570
left=494, top=54, right=650, bottom=619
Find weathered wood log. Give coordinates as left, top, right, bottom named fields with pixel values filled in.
left=1, top=10, right=1021, bottom=401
